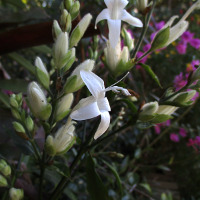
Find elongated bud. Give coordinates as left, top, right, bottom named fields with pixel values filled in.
left=0, top=160, right=11, bottom=177
left=13, top=122, right=26, bottom=134
left=191, top=66, right=200, bottom=82
left=54, top=32, right=69, bottom=69
left=64, top=0, right=73, bottom=10
left=69, top=13, right=92, bottom=48
left=25, top=116, right=34, bottom=132
left=10, top=96, right=18, bottom=108
left=11, top=108, right=21, bottom=120
left=136, top=0, right=148, bottom=12
left=27, top=82, right=52, bottom=120
left=0, top=174, right=8, bottom=187
left=173, top=90, right=196, bottom=104
left=151, top=27, right=170, bottom=51
left=69, top=1, right=80, bottom=20
left=9, top=188, right=24, bottom=200
left=63, top=59, right=94, bottom=93
left=122, top=29, right=134, bottom=51
left=55, top=93, right=74, bottom=122
left=120, top=47, right=129, bottom=63
left=45, top=121, right=76, bottom=156
left=52, top=20, right=62, bottom=39
left=35, top=57, right=50, bottom=89
left=156, top=105, right=177, bottom=115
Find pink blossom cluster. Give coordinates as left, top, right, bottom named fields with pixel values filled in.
left=176, top=31, right=200, bottom=54
left=187, top=136, right=200, bottom=152
left=170, top=128, right=187, bottom=143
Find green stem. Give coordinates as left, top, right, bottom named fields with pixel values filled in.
left=30, top=140, right=41, bottom=162
left=39, top=151, right=46, bottom=200
left=132, top=0, right=157, bottom=59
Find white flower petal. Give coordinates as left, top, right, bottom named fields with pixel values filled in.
left=108, top=19, right=121, bottom=48
left=94, top=111, right=110, bottom=139
left=70, top=98, right=101, bottom=120
left=80, top=70, right=105, bottom=99
left=104, top=0, right=114, bottom=9
left=95, top=9, right=110, bottom=28
left=97, top=97, right=111, bottom=112
left=121, top=10, right=143, bottom=27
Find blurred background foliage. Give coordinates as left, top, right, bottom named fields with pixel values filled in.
left=0, top=0, right=200, bottom=199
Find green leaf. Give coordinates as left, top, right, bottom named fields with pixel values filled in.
left=8, top=53, right=35, bottom=75
left=157, top=165, right=171, bottom=172
left=32, top=45, right=52, bottom=54
left=86, top=155, right=110, bottom=200
left=0, top=79, right=28, bottom=93
left=140, top=183, right=152, bottom=194
left=150, top=114, right=173, bottom=124
left=103, top=160, right=123, bottom=197
left=0, top=91, right=10, bottom=108
left=140, top=63, right=162, bottom=88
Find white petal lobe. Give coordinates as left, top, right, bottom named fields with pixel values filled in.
left=95, top=9, right=110, bottom=28
left=94, top=111, right=110, bottom=139
left=80, top=70, right=105, bottom=98
left=97, top=97, right=111, bottom=112
left=121, top=10, right=143, bottom=27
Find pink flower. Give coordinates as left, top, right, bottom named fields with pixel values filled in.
left=173, top=72, right=187, bottom=91
left=176, top=42, right=187, bottom=54
left=143, top=44, right=151, bottom=52
left=189, top=38, right=200, bottom=49
left=191, top=60, right=200, bottom=68
left=150, top=32, right=156, bottom=41
left=136, top=51, right=148, bottom=63
left=181, top=31, right=194, bottom=43
left=154, top=120, right=171, bottom=134
left=154, top=125, right=161, bottom=134
left=170, top=133, right=180, bottom=143
left=155, top=21, right=165, bottom=31
left=179, top=128, right=187, bottom=137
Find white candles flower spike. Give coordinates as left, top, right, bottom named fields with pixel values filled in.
left=95, top=0, right=143, bottom=48
left=70, top=70, right=131, bottom=139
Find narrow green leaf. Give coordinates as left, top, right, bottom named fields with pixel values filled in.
left=86, top=155, right=110, bottom=200
left=0, top=79, right=28, bottom=93
left=103, top=160, right=123, bottom=197
left=32, top=45, right=52, bottom=54
left=150, top=114, right=173, bottom=124
left=140, top=63, right=162, bottom=88
left=140, top=183, right=152, bottom=194
left=8, top=53, right=35, bottom=75
left=0, top=91, right=10, bottom=108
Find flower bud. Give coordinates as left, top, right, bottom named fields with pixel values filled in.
left=63, top=59, right=94, bottom=93
left=0, top=174, right=8, bottom=187
left=0, top=160, right=11, bottom=177
left=55, top=93, right=74, bottom=122
left=64, top=0, right=73, bottom=10
left=54, top=32, right=69, bottom=69
left=151, top=27, right=170, bottom=51
left=173, top=90, right=196, bottom=104
left=11, top=109, right=21, bottom=120
left=52, top=20, right=62, bottom=39
left=13, top=122, right=26, bottom=134
left=16, top=93, right=23, bottom=107
left=9, top=188, right=24, bottom=200
left=122, top=29, right=134, bottom=51
left=156, top=105, right=177, bottom=115
left=10, top=95, right=18, bottom=108
left=120, top=46, right=129, bottom=63
left=191, top=66, right=200, bottom=82
left=27, top=82, right=52, bottom=120
left=60, top=9, right=69, bottom=29
left=35, top=57, right=50, bottom=89
left=140, top=102, right=159, bottom=115
left=25, top=116, right=34, bottom=132
left=69, top=1, right=80, bottom=20
left=45, top=121, right=76, bottom=156
left=136, top=0, right=148, bottom=12
left=65, top=13, right=72, bottom=32
left=69, top=13, right=92, bottom=48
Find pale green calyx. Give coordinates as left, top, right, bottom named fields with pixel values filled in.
left=9, top=188, right=24, bottom=200
left=55, top=93, right=74, bottom=122
left=52, top=20, right=62, bottom=39
left=27, top=82, right=52, bottom=120
left=69, top=13, right=92, bottom=48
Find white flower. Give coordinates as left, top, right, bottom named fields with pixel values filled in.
left=70, top=70, right=131, bottom=139
left=95, top=0, right=143, bottom=48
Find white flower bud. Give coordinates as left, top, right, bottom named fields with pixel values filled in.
left=55, top=93, right=74, bottom=122
left=27, top=82, right=52, bottom=120
left=69, top=13, right=92, bottom=48
left=52, top=20, right=62, bottom=39
left=136, top=0, right=148, bottom=12
left=156, top=105, right=177, bottom=115
left=140, top=101, right=159, bottom=115
left=9, top=188, right=24, bottom=200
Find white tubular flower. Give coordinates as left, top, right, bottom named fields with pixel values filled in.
left=95, top=0, right=143, bottom=48
left=70, top=70, right=131, bottom=139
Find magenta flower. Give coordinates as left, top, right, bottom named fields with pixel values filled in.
left=179, top=128, right=187, bottom=137
left=176, top=42, right=187, bottom=54
left=136, top=51, right=148, bottom=63
left=143, top=44, right=151, bottom=52
left=189, top=38, right=200, bottom=49
left=170, top=133, right=180, bottom=143
left=191, top=60, right=200, bottom=68
left=173, top=72, right=187, bottom=91
left=155, top=21, right=165, bottom=31
left=181, top=31, right=194, bottom=43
